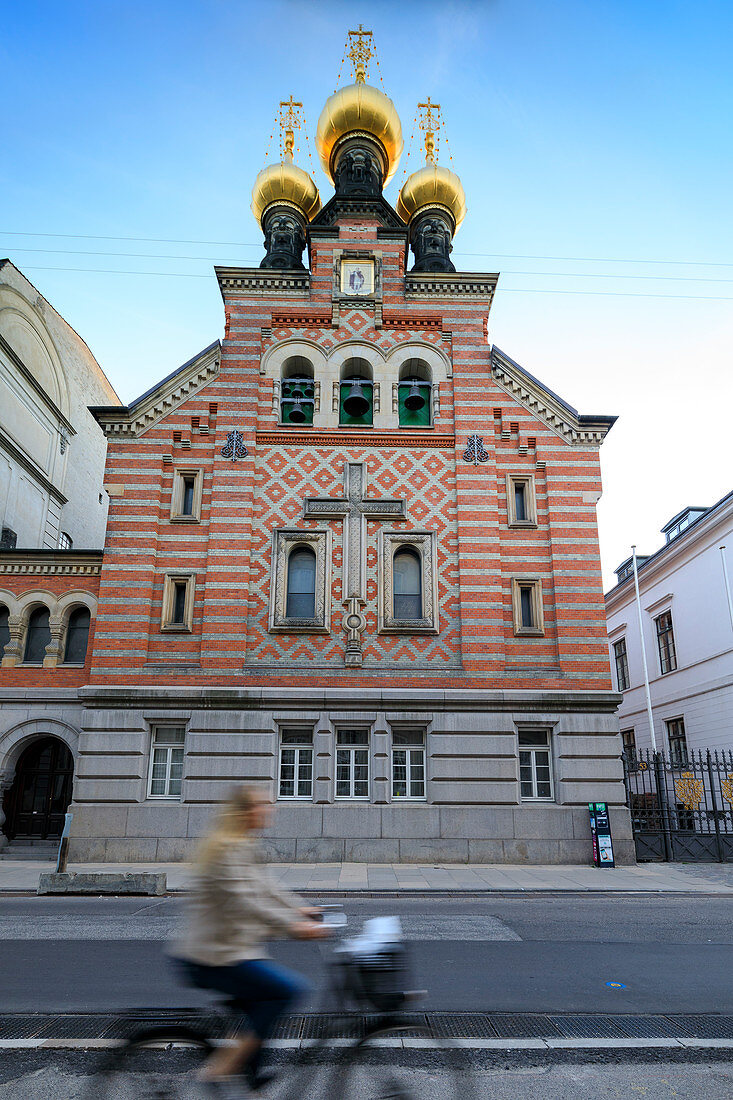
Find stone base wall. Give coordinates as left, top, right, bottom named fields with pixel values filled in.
left=64, top=686, right=634, bottom=866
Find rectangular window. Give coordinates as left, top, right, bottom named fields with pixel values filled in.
left=148, top=726, right=185, bottom=799
left=666, top=717, right=688, bottom=767
left=613, top=638, right=629, bottom=691
left=170, top=469, right=203, bottom=522
left=518, top=728, right=554, bottom=801
left=621, top=727, right=638, bottom=770
left=512, top=578, right=544, bottom=635
left=655, top=611, right=677, bottom=674
left=336, top=729, right=370, bottom=799
left=161, top=573, right=195, bottom=632
left=506, top=475, right=537, bottom=526
left=392, top=730, right=426, bottom=800
left=278, top=730, right=313, bottom=799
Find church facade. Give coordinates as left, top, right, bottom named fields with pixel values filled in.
left=1, top=35, right=633, bottom=864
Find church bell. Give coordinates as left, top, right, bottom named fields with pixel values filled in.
left=287, top=396, right=307, bottom=423
left=343, top=380, right=370, bottom=417
left=404, top=381, right=426, bottom=411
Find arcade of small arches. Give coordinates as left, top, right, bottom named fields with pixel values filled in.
left=0, top=590, right=96, bottom=669
left=263, top=341, right=449, bottom=431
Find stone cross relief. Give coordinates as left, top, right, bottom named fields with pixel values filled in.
left=304, top=461, right=406, bottom=666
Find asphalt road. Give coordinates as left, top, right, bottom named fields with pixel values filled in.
left=2, top=894, right=733, bottom=1015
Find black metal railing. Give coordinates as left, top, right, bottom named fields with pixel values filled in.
left=622, top=748, right=733, bottom=862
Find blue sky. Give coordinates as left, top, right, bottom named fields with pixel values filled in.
left=2, top=0, right=732, bottom=587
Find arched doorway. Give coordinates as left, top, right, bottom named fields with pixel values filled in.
left=2, top=738, right=74, bottom=841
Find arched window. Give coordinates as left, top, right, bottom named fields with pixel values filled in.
left=281, top=357, right=315, bottom=426
left=398, top=360, right=432, bottom=428
left=0, top=605, right=9, bottom=658
left=393, top=548, right=422, bottom=620
left=340, top=359, right=373, bottom=427
left=286, top=547, right=317, bottom=619
left=23, top=607, right=51, bottom=665
left=63, top=607, right=91, bottom=665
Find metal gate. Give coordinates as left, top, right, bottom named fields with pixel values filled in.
left=623, top=749, right=733, bottom=862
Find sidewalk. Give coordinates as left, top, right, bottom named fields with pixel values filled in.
left=3, top=858, right=733, bottom=894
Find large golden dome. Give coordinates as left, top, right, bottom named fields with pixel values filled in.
left=251, top=155, right=321, bottom=225
left=316, top=82, right=403, bottom=186
left=397, top=163, right=467, bottom=232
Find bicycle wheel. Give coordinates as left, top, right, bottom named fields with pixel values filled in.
left=330, top=1022, right=476, bottom=1100
left=92, top=1026, right=222, bottom=1099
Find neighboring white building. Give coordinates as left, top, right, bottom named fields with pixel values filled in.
left=605, top=491, right=733, bottom=759
left=0, top=260, right=120, bottom=551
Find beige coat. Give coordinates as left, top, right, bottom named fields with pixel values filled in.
left=177, top=836, right=304, bottom=966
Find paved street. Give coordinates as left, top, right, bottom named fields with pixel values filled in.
left=2, top=894, right=733, bottom=1014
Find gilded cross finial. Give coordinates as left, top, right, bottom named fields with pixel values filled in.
left=347, top=24, right=374, bottom=83
left=279, top=96, right=303, bottom=161
left=417, top=98, right=442, bottom=165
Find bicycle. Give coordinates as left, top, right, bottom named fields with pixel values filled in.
left=91, top=907, right=475, bottom=1099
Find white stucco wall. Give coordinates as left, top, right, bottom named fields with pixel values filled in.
left=0, top=262, right=120, bottom=549
left=605, top=495, right=733, bottom=754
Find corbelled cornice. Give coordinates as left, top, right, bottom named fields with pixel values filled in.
left=490, top=347, right=616, bottom=447
left=0, top=550, right=103, bottom=576
left=90, top=341, right=220, bottom=439
left=215, top=267, right=310, bottom=299
left=405, top=271, right=499, bottom=301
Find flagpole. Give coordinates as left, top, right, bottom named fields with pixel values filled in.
left=631, top=545, right=657, bottom=752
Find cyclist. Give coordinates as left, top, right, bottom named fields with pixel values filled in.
left=172, top=784, right=329, bottom=1088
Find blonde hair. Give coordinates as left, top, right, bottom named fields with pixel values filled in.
left=195, top=784, right=268, bottom=867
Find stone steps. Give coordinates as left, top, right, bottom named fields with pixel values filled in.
left=0, top=840, right=58, bottom=861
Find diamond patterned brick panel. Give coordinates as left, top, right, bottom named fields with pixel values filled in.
left=246, top=445, right=460, bottom=668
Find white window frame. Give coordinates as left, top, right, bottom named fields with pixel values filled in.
left=278, top=729, right=314, bottom=800
left=147, top=725, right=186, bottom=800
left=335, top=729, right=370, bottom=800
left=655, top=610, right=677, bottom=675
left=518, top=728, right=555, bottom=802
left=391, top=729, right=426, bottom=801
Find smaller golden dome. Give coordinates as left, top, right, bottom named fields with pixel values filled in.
left=397, top=163, right=467, bottom=232
left=251, top=155, right=321, bottom=226
left=316, top=82, right=403, bottom=186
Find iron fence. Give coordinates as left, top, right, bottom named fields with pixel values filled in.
left=622, top=748, right=733, bottom=862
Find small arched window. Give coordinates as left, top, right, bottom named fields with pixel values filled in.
left=398, top=360, right=432, bottom=428
left=64, top=607, right=91, bottom=665
left=0, top=605, right=10, bottom=658
left=281, top=357, right=315, bottom=426
left=286, top=547, right=317, bottom=619
left=393, top=548, right=422, bottom=620
left=24, top=606, right=51, bottom=665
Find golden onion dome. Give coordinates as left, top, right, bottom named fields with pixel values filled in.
left=316, top=81, right=403, bottom=186
left=251, top=153, right=321, bottom=226
left=397, top=162, right=467, bottom=232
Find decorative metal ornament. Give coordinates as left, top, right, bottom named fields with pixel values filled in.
left=673, top=772, right=704, bottom=810
left=221, top=430, right=248, bottom=462
left=463, top=433, right=490, bottom=465
left=722, top=774, right=733, bottom=805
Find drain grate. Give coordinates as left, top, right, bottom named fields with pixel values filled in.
left=430, top=1014, right=498, bottom=1039
left=549, top=1015, right=629, bottom=1039
left=488, top=1014, right=563, bottom=1038
left=36, top=1015, right=112, bottom=1040
left=0, top=1015, right=48, bottom=1039
left=612, top=1015, right=690, bottom=1039
left=272, top=1014, right=306, bottom=1040
left=673, top=1015, right=733, bottom=1039
left=300, top=1014, right=366, bottom=1040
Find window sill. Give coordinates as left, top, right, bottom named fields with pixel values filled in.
left=160, top=624, right=193, bottom=634
left=520, top=797, right=555, bottom=803
left=508, top=520, right=538, bottom=529
left=270, top=622, right=329, bottom=634
left=170, top=515, right=201, bottom=524
left=513, top=627, right=545, bottom=637
left=146, top=796, right=183, bottom=802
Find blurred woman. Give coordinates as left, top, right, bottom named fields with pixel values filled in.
left=174, top=784, right=328, bottom=1086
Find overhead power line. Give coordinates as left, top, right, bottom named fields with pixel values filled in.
left=16, top=265, right=733, bottom=299
left=1, top=230, right=732, bottom=269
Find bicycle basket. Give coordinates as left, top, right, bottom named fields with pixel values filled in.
left=349, top=943, right=410, bottom=1012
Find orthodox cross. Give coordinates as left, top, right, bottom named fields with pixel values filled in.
left=304, top=462, right=406, bottom=665
left=347, top=25, right=374, bottom=83
left=417, top=98, right=442, bottom=164
left=279, top=96, right=303, bottom=158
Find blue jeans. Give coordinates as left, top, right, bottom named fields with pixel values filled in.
left=176, top=957, right=309, bottom=1043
